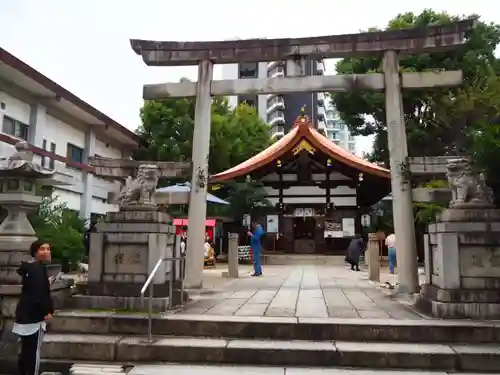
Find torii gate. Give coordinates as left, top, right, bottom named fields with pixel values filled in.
left=130, top=19, right=475, bottom=292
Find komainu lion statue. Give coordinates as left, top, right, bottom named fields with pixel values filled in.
left=118, top=164, right=159, bottom=206
left=446, top=158, right=494, bottom=208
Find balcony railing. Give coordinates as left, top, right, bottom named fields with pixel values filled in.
left=267, top=61, right=283, bottom=71
left=267, top=96, right=285, bottom=114
left=268, top=111, right=285, bottom=125
left=268, top=67, right=284, bottom=78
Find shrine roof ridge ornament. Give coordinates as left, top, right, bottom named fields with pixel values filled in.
left=130, top=19, right=476, bottom=66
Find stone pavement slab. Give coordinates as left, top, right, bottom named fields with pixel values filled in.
left=129, top=364, right=465, bottom=374
left=180, top=265, right=423, bottom=319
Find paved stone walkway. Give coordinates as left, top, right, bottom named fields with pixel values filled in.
left=180, top=265, right=423, bottom=319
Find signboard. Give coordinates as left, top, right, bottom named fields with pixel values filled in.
left=342, top=218, right=356, bottom=237
left=242, top=214, right=251, bottom=227
left=304, top=208, right=315, bottom=217
left=294, top=208, right=315, bottom=217
left=294, top=208, right=304, bottom=217
left=324, top=221, right=343, bottom=238
left=266, top=215, right=279, bottom=233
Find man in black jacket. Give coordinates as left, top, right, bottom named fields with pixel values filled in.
left=346, top=235, right=365, bottom=272
left=12, top=240, right=54, bottom=375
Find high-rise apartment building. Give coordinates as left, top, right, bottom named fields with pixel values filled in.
left=221, top=59, right=327, bottom=139
left=325, top=101, right=356, bottom=154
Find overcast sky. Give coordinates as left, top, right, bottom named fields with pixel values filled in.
left=1, top=1, right=498, bottom=155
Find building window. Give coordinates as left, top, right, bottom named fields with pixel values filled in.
left=67, top=143, right=84, bottom=165
left=42, top=140, right=57, bottom=169
left=49, top=142, right=56, bottom=169
left=3, top=115, right=29, bottom=141
left=42, top=139, right=47, bottom=168
left=239, top=62, right=258, bottom=78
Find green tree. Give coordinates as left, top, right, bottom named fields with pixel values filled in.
left=135, top=83, right=271, bottom=174
left=331, top=10, right=500, bottom=166
left=29, top=196, right=86, bottom=265
left=210, top=179, right=271, bottom=222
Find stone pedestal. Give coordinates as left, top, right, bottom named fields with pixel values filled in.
left=367, top=233, right=380, bottom=282
left=73, top=206, right=184, bottom=312
left=418, top=208, right=500, bottom=319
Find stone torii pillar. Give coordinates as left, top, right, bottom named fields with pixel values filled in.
left=184, top=60, right=213, bottom=288
left=383, top=51, right=419, bottom=294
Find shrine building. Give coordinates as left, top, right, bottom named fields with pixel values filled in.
left=210, top=113, right=391, bottom=254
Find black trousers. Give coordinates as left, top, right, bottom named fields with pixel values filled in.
left=18, top=329, right=44, bottom=375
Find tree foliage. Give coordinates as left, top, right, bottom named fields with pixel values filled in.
left=217, top=179, right=271, bottom=222
left=331, top=10, right=500, bottom=167
left=135, top=86, right=273, bottom=219
left=135, top=89, right=271, bottom=175
left=28, top=196, right=86, bottom=264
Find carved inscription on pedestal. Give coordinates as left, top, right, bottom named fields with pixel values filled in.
left=432, top=246, right=441, bottom=276
left=105, top=246, right=146, bottom=275
left=460, top=247, right=500, bottom=278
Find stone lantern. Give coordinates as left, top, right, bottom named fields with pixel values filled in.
left=0, top=142, right=59, bottom=284
left=0, top=142, right=72, bottom=345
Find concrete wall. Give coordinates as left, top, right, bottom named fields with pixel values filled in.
left=0, top=89, right=125, bottom=219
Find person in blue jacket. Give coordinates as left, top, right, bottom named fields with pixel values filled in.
left=247, top=221, right=264, bottom=276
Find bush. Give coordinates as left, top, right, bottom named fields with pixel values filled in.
left=28, top=196, right=87, bottom=265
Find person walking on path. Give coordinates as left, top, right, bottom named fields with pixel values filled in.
left=346, top=235, right=364, bottom=271
left=248, top=221, right=264, bottom=276
left=13, top=240, right=54, bottom=375
left=385, top=233, right=397, bottom=274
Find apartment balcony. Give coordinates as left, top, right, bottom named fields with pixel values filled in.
left=267, top=61, right=282, bottom=71
left=317, top=92, right=326, bottom=106
left=268, top=110, right=285, bottom=126
left=269, top=66, right=285, bottom=78
left=317, top=104, right=326, bottom=119
left=317, top=118, right=327, bottom=133
left=267, top=95, right=285, bottom=114
left=316, top=60, right=325, bottom=75
left=326, top=119, right=335, bottom=129
left=271, top=125, right=285, bottom=139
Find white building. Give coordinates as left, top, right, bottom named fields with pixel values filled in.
left=221, top=59, right=327, bottom=139
left=0, top=48, right=142, bottom=222
left=325, top=101, right=357, bottom=154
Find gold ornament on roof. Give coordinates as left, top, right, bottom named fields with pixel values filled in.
left=292, top=139, right=316, bottom=156
left=300, top=105, right=306, bottom=122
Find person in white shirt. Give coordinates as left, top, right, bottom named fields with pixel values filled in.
left=204, top=241, right=211, bottom=258
left=180, top=239, right=186, bottom=256
left=385, top=233, right=396, bottom=274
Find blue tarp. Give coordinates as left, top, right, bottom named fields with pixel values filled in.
left=155, top=182, right=229, bottom=205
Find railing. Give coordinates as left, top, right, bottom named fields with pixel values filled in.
left=140, top=251, right=186, bottom=342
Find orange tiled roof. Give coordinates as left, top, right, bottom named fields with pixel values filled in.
left=210, top=115, right=390, bottom=182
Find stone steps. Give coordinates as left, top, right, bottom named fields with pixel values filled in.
left=40, top=333, right=500, bottom=372
left=49, top=311, right=500, bottom=343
